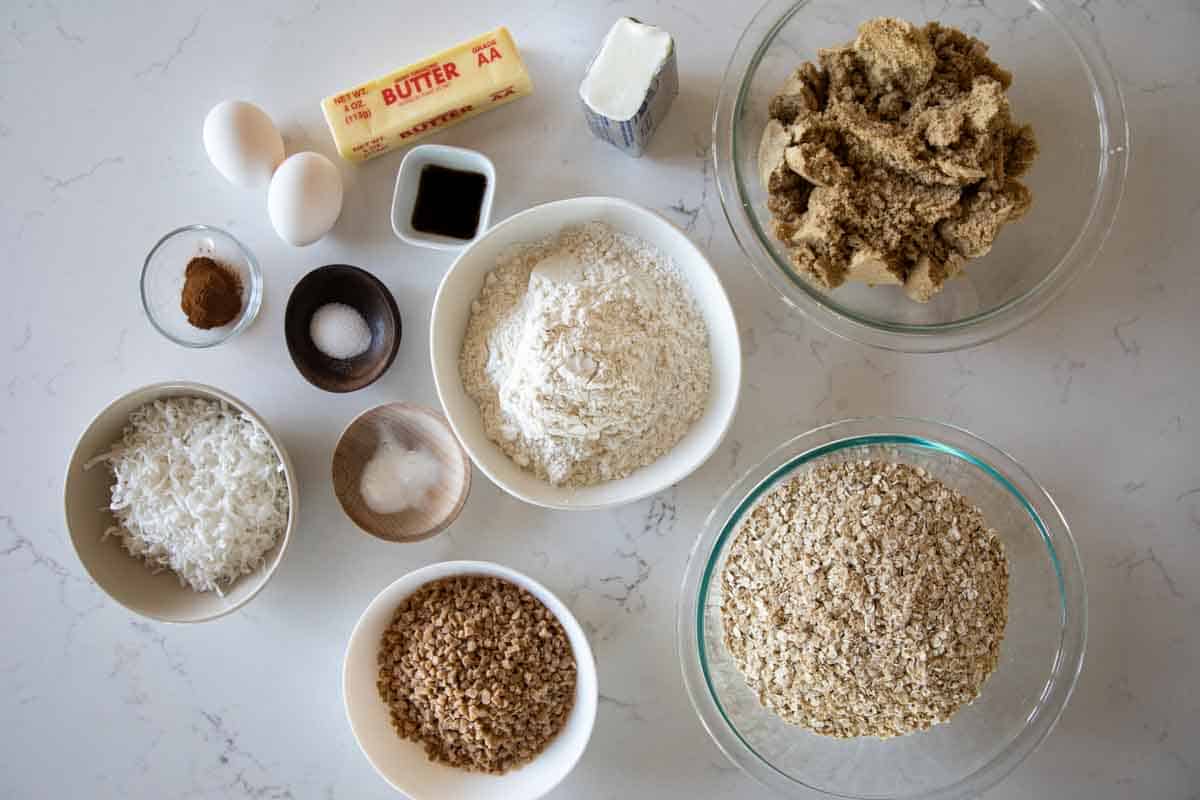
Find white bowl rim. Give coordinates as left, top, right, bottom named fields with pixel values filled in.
left=429, top=195, right=742, bottom=511
left=63, top=380, right=298, bottom=624
left=342, top=559, right=599, bottom=800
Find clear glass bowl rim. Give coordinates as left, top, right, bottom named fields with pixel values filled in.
left=140, top=224, right=263, bottom=348
left=676, top=417, right=1087, bottom=800
left=712, top=0, right=1130, bottom=352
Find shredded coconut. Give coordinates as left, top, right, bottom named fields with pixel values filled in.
left=460, top=222, right=711, bottom=487
left=85, top=397, right=290, bottom=594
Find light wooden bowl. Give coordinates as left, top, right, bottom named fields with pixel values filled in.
left=63, top=382, right=298, bottom=623
left=332, top=403, right=471, bottom=542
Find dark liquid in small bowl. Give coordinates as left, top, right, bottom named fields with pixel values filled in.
left=411, top=164, right=487, bottom=240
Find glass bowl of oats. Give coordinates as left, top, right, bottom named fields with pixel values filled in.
left=677, top=418, right=1086, bottom=799
left=714, top=0, right=1128, bottom=352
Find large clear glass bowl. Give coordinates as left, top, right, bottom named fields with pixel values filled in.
left=678, top=418, right=1086, bottom=799
left=714, top=0, right=1128, bottom=352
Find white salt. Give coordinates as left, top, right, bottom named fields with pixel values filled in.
left=310, top=302, right=372, bottom=359
left=359, top=444, right=441, bottom=515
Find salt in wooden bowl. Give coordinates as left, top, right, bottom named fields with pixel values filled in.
left=284, top=264, right=402, bottom=393
left=332, top=403, right=471, bottom=542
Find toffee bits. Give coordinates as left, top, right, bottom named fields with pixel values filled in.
left=376, top=575, right=577, bottom=773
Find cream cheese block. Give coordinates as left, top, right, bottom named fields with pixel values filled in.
left=579, top=17, right=678, bottom=157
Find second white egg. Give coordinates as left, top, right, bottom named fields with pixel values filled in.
left=267, top=152, right=344, bottom=247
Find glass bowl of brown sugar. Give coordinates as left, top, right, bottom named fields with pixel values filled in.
left=141, top=225, right=263, bottom=348
left=714, top=0, right=1128, bottom=352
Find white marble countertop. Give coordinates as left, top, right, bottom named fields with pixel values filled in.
left=2, top=1, right=1197, bottom=797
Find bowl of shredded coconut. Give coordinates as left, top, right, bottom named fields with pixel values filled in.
left=430, top=197, right=741, bottom=510
left=64, top=382, right=298, bottom=623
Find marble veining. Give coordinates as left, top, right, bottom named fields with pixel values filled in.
left=1, top=0, right=1198, bottom=798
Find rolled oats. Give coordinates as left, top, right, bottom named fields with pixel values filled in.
left=720, top=460, right=1009, bottom=738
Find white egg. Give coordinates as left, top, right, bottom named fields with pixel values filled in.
left=202, top=100, right=284, bottom=189
left=267, top=152, right=344, bottom=247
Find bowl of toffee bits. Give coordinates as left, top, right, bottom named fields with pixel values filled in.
left=343, top=560, right=597, bottom=800
left=141, top=225, right=262, bottom=347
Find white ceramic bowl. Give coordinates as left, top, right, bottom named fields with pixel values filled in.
left=63, top=382, right=297, bottom=623
left=392, top=144, right=496, bottom=249
left=343, top=560, right=598, bottom=800
left=430, top=196, right=742, bottom=510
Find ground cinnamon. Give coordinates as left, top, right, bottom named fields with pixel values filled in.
left=181, top=257, right=242, bottom=329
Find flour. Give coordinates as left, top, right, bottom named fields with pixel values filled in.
left=460, top=222, right=711, bottom=487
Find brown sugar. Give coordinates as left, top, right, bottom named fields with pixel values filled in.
left=180, top=257, right=242, bottom=329
left=758, top=18, right=1038, bottom=302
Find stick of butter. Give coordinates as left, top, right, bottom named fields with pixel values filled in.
left=320, top=27, right=533, bottom=163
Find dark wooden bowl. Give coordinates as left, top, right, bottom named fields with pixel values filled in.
left=284, top=265, right=401, bottom=393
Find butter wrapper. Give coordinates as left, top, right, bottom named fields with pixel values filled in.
left=321, top=27, right=533, bottom=163
left=580, top=18, right=678, bottom=157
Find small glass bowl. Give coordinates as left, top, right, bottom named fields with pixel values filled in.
left=678, top=418, right=1086, bottom=800
left=714, top=0, right=1129, bottom=351
left=141, top=225, right=262, bottom=347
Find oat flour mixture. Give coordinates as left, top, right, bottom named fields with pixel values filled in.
left=460, top=222, right=711, bottom=487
